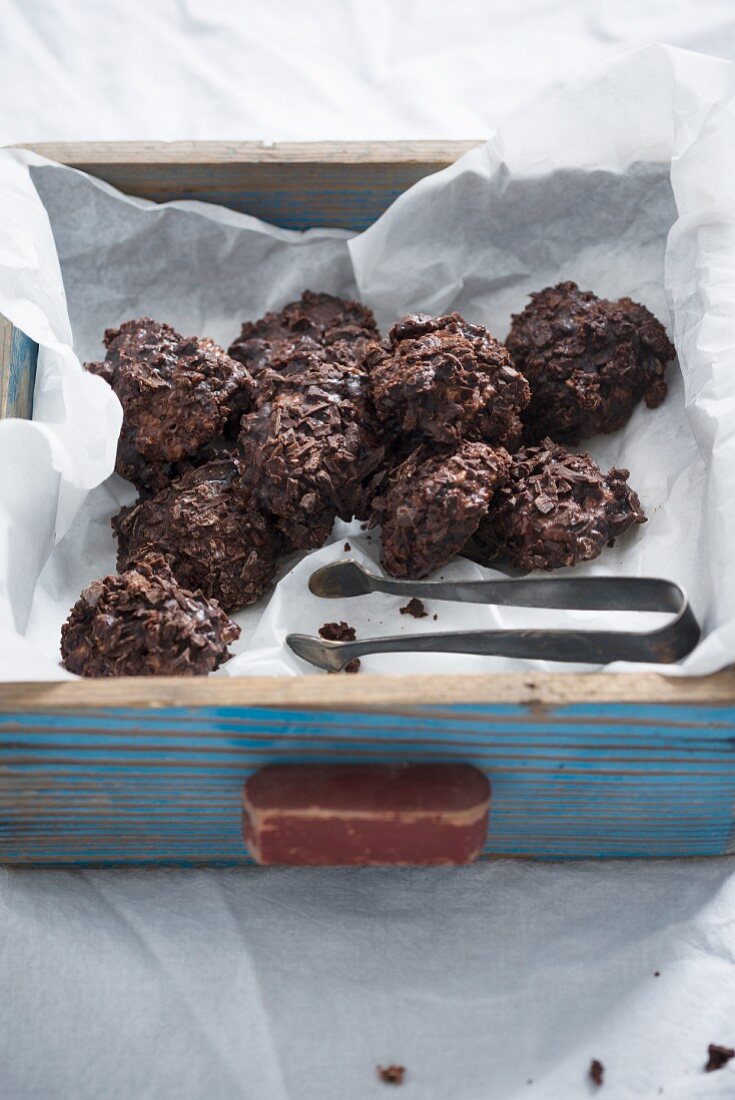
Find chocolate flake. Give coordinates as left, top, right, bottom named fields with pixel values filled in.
left=705, top=1044, right=735, bottom=1072
left=400, top=598, right=428, bottom=619
left=319, top=622, right=357, bottom=642
left=590, top=1059, right=604, bottom=1086
left=377, top=1065, right=405, bottom=1085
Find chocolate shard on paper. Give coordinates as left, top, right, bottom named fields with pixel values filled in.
left=242, top=763, right=490, bottom=866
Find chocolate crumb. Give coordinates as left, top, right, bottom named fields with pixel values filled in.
left=345, top=658, right=361, bottom=674
left=319, top=621, right=356, bottom=642
left=590, top=1059, right=604, bottom=1086
left=654, top=971, right=660, bottom=977
left=344, top=542, right=351, bottom=551
left=433, top=613, right=438, bottom=621
left=705, top=1044, right=735, bottom=1072
left=400, top=597, right=428, bottom=619
left=377, top=1065, right=405, bottom=1085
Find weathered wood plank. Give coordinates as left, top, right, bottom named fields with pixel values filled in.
left=20, top=139, right=480, bottom=166
left=0, top=314, right=37, bottom=419
left=20, top=140, right=481, bottom=230
left=4, top=669, right=735, bottom=711
left=2, top=699, right=734, bottom=863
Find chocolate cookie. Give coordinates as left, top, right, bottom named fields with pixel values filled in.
left=113, top=459, right=282, bottom=611
left=115, top=435, right=236, bottom=496
left=373, top=441, right=512, bottom=578
left=228, top=290, right=379, bottom=383
left=506, top=282, right=675, bottom=443
left=470, top=439, right=646, bottom=571
left=85, top=318, right=251, bottom=490
left=60, top=558, right=239, bottom=677
left=366, top=313, right=529, bottom=448
left=239, top=351, right=385, bottom=549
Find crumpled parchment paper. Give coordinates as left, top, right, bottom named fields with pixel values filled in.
left=2, top=44, right=735, bottom=679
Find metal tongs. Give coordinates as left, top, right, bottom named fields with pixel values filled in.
left=286, top=560, right=700, bottom=672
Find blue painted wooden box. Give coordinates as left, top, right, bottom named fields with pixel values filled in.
left=2, top=142, right=734, bottom=865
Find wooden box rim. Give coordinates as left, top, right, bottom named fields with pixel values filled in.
left=3, top=140, right=730, bottom=712
left=6, top=671, right=735, bottom=713
left=15, top=139, right=483, bottom=167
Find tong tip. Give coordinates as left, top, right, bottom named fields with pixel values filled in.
left=286, top=633, right=349, bottom=672
left=308, top=560, right=375, bottom=599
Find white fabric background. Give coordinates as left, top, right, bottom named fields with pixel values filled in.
left=3, top=2, right=735, bottom=1098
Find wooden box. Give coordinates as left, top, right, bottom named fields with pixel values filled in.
left=2, top=142, right=734, bottom=865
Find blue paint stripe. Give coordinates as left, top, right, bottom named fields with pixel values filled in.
left=5, top=704, right=735, bottom=730
left=3, top=717, right=735, bottom=745
left=6, top=701, right=735, bottom=725
left=2, top=700, right=735, bottom=862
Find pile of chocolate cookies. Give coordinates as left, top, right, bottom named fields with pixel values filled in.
left=60, top=282, right=674, bottom=677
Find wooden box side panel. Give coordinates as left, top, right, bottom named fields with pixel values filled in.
left=20, top=140, right=481, bottom=231
left=1, top=698, right=734, bottom=864
left=0, top=315, right=38, bottom=419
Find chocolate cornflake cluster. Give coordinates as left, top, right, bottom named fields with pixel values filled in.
left=239, top=349, right=385, bottom=549
left=113, top=459, right=282, bottom=611
left=367, top=313, right=530, bottom=448
left=372, top=441, right=511, bottom=578
left=86, top=318, right=251, bottom=492
left=228, top=289, right=379, bottom=379
left=506, top=281, right=675, bottom=444
left=469, top=440, right=646, bottom=571
left=60, top=559, right=239, bottom=677
left=69, top=279, right=670, bottom=675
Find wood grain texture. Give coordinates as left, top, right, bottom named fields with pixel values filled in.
left=20, top=140, right=481, bottom=230
left=0, top=314, right=37, bottom=419
left=4, top=670, right=735, bottom=712
left=2, top=698, right=734, bottom=863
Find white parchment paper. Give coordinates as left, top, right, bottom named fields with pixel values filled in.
left=3, top=44, right=735, bottom=680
